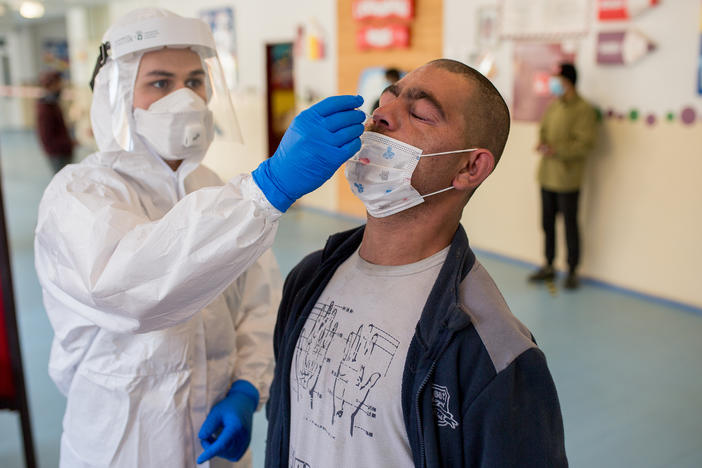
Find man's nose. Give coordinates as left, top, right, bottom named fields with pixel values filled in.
left=371, top=102, right=400, bottom=131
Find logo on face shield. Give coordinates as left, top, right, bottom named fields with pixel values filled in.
left=382, top=147, right=395, bottom=160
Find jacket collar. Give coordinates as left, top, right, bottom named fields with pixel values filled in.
left=414, top=225, right=475, bottom=358
left=320, top=224, right=476, bottom=357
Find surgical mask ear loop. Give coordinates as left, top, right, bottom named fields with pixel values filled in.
left=421, top=185, right=455, bottom=199
left=421, top=148, right=477, bottom=158
left=417, top=148, right=475, bottom=198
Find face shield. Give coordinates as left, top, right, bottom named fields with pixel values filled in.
left=90, top=9, right=242, bottom=154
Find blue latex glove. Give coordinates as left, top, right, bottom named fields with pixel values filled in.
left=252, top=94, right=365, bottom=212
left=197, top=380, right=259, bottom=464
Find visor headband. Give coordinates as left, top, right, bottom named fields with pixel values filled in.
left=107, top=16, right=215, bottom=59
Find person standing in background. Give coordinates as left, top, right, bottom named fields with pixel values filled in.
left=36, top=70, right=74, bottom=173
left=529, top=62, right=598, bottom=290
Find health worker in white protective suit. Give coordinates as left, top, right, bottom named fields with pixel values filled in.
left=33, top=8, right=365, bottom=468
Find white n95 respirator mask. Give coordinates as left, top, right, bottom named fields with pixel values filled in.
left=134, top=88, right=215, bottom=161
left=345, top=131, right=475, bottom=218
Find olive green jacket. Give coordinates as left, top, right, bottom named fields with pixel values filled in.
left=538, top=94, right=598, bottom=192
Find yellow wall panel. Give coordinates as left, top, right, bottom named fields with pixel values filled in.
left=336, top=0, right=443, bottom=217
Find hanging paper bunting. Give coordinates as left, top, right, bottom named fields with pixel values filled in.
left=681, top=107, right=697, bottom=125
left=597, top=107, right=702, bottom=126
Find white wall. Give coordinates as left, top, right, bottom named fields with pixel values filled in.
left=445, top=0, right=702, bottom=308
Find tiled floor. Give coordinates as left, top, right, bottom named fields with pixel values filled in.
left=0, top=129, right=700, bottom=467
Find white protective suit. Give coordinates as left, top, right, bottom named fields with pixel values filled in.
left=34, top=8, right=281, bottom=468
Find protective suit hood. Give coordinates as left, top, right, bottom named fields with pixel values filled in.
left=90, top=8, right=242, bottom=160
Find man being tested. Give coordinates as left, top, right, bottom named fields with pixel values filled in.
left=265, top=59, right=567, bottom=467
left=34, top=8, right=364, bottom=468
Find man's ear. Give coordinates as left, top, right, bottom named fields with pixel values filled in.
left=453, top=149, right=495, bottom=192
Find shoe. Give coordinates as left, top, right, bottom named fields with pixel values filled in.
left=528, top=265, right=555, bottom=282
left=563, top=272, right=579, bottom=290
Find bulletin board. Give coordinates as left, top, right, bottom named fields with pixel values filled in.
left=500, top=0, right=591, bottom=39
left=40, top=39, right=70, bottom=77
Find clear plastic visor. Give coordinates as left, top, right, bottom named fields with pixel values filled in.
left=107, top=46, right=242, bottom=152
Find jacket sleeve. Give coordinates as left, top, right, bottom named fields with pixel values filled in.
left=227, top=248, right=282, bottom=408
left=552, top=104, right=597, bottom=161
left=462, top=347, right=568, bottom=467
left=34, top=170, right=281, bottom=334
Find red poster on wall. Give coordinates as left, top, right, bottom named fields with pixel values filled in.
left=598, top=0, right=660, bottom=21
left=357, top=24, right=410, bottom=50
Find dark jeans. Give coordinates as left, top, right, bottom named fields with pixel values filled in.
left=540, top=188, right=580, bottom=272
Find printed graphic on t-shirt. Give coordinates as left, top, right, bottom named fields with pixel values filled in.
left=290, top=449, right=311, bottom=468
left=292, top=299, right=401, bottom=440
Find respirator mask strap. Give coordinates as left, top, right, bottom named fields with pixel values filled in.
left=89, top=42, right=111, bottom=92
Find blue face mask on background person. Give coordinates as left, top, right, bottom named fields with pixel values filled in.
left=345, top=131, right=475, bottom=218
left=548, top=76, right=565, bottom=97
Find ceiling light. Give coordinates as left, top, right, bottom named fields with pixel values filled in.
left=19, top=1, right=45, bottom=19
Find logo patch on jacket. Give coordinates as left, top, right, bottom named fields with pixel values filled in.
left=431, top=384, right=459, bottom=429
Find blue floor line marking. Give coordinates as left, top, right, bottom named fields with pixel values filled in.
left=472, top=248, right=702, bottom=317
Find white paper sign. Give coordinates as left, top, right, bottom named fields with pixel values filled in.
left=501, top=0, right=591, bottom=38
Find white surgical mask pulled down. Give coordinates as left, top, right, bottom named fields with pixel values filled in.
left=345, top=131, right=475, bottom=218
left=134, top=88, right=214, bottom=162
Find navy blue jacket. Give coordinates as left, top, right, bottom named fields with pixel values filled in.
left=265, top=225, right=568, bottom=467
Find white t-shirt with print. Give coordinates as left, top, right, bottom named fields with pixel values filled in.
left=288, top=246, right=449, bottom=468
